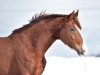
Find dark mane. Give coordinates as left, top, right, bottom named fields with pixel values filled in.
left=29, top=12, right=66, bottom=24
left=11, top=12, right=67, bottom=35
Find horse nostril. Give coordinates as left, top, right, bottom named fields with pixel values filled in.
left=83, top=50, right=85, bottom=52
left=77, top=50, right=85, bottom=56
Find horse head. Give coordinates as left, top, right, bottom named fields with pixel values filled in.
left=59, top=10, right=88, bottom=56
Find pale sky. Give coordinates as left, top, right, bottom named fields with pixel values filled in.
left=0, top=0, right=100, bottom=57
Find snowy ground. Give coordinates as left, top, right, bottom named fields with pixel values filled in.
left=42, top=57, right=100, bottom=75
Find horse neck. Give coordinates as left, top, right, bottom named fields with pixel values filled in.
left=22, top=18, right=63, bottom=55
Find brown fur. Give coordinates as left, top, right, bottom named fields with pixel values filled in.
left=0, top=10, right=85, bottom=75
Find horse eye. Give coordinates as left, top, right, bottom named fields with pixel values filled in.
left=68, top=28, right=75, bottom=32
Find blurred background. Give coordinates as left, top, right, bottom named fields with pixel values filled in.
left=0, top=0, right=100, bottom=57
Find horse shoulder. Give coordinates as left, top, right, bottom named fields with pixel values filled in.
left=0, top=37, right=14, bottom=75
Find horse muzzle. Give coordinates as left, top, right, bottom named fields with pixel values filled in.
left=77, top=47, right=88, bottom=56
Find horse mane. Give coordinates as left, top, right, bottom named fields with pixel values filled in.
left=11, top=12, right=67, bottom=35
left=29, top=12, right=66, bottom=24
left=11, top=11, right=82, bottom=35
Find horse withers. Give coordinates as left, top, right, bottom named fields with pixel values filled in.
left=0, top=10, right=88, bottom=75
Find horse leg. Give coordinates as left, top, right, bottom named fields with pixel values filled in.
left=34, top=57, right=46, bottom=75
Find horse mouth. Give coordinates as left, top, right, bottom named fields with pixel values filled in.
left=77, top=49, right=87, bottom=56
left=77, top=50, right=85, bottom=56
left=75, top=44, right=88, bottom=56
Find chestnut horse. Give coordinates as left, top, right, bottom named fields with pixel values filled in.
left=0, top=10, right=88, bottom=75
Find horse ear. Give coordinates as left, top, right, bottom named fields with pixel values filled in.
left=68, top=10, right=75, bottom=20
left=75, top=10, right=79, bottom=17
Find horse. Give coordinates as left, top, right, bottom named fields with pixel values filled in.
left=0, top=10, right=88, bottom=75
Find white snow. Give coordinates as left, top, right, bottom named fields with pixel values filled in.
left=42, top=57, right=100, bottom=75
